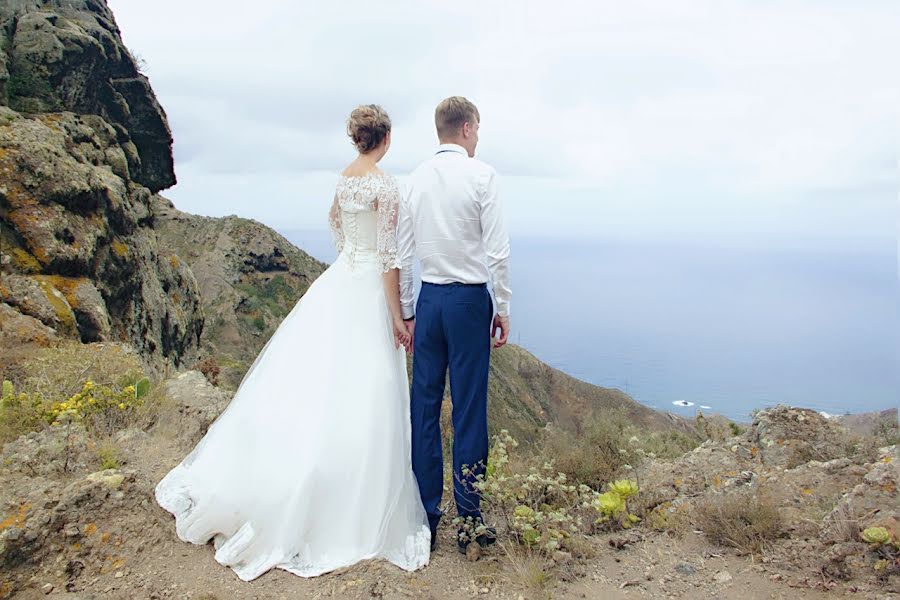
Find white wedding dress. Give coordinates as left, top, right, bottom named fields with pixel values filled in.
left=155, top=173, right=431, bottom=581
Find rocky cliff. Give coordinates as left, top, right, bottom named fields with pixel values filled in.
left=0, top=0, right=200, bottom=370
left=150, top=196, right=327, bottom=387
left=0, top=0, right=174, bottom=191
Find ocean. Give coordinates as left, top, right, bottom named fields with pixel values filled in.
left=282, top=229, right=898, bottom=422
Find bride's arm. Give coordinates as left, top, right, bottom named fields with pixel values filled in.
left=382, top=268, right=405, bottom=327
left=377, top=181, right=410, bottom=350
left=328, top=195, right=344, bottom=253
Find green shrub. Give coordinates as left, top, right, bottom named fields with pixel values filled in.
left=0, top=380, right=45, bottom=444
left=252, top=314, right=266, bottom=331
left=0, top=343, right=154, bottom=443
left=464, top=430, right=641, bottom=558
left=95, top=442, right=121, bottom=470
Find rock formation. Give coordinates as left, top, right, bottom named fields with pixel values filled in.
left=0, top=1, right=201, bottom=370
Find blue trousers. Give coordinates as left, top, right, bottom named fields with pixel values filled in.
left=411, top=282, right=492, bottom=536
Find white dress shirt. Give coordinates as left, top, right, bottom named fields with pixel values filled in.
left=398, top=144, right=511, bottom=320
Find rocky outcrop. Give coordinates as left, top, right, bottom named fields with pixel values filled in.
left=821, top=445, right=899, bottom=543
left=0, top=466, right=162, bottom=597
left=0, top=0, right=174, bottom=192
left=639, top=407, right=886, bottom=507
left=815, top=444, right=899, bottom=586
left=0, top=423, right=92, bottom=478
left=0, top=108, right=202, bottom=369
left=0, top=301, right=57, bottom=348
left=0, top=0, right=201, bottom=372
left=638, top=405, right=899, bottom=591
left=151, top=196, right=327, bottom=387
left=154, top=370, right=228, bottom=449
left=748, top=406, right=853, bottom=469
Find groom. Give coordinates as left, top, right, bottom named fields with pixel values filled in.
left=397, top=96, right=512, bottom=554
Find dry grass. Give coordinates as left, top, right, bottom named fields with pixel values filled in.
left=823, top=503, right=864, bottom=545
left=1, top=341, right=158, bottom=445
left=0, top=396, right=43, bottom=445
left=0, top=342, right=42, bottom=392
left=501, top=542, right=554, bottom=599
left=544, top=410, right=637, bottom=489
left=544, top=410, right=701, bottom=490
left=16, top=341, right=145, bottom=400
left=694, top=487, right=784, bottom=555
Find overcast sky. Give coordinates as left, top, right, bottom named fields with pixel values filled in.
left=106, top=0, right=897, bottom=250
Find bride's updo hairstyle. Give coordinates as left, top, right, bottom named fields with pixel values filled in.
left=347, top=105, right=392, bottom=154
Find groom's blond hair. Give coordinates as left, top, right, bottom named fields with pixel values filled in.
left=435, top=96, right=480, bottom=140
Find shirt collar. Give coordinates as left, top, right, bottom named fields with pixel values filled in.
left=435, top=143, right=468, bottom=156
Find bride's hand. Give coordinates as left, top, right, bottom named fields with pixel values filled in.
left=393, top=318, right=411, bottom=352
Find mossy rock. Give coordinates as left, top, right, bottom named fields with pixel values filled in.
left=34, top=277, right=77, bottom=336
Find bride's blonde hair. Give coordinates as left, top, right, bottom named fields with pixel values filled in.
left=347, top=105, right=391, bottom=154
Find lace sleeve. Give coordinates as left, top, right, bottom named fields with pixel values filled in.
left=328, top=194, right=344, bottom=254
left=376, top=178, right=401, bottom=272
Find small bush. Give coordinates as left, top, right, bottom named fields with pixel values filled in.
left=594, top=479, right=641, bottom=529
left=0, top=343, right=154, bottom=443
left=873, top=417, right=900, bottom=447
left=49, top=380, right=147, bottom=435
left=503, top=543, right=554, bottom=597
left=694, top=487, right=783, bottom=555
left=465, top=430, right=641, bottom=559
left=545, top=411, right=701, bottom=490
left=640, top=429, right=703, bottom=460
left=0, top=382, right=45, bottom=444
left=544, top=412, right=638, bottom=489
left=197, top=357, right=221, bottom=387
left=252, top=314, right=266, bottom=331
left=95, top=442, right=121, bottom=470
left=861, top=526, right=900, bottom=580
left=16, top=342, right=145, bottom=401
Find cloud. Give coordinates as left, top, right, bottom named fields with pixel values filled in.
left=108, top=0, right=898, bottom=241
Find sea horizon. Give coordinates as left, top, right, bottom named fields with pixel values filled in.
left=280, top=228, right=898, bottom=423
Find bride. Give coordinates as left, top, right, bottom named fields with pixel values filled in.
left=155, top=105, right=431, bottom=581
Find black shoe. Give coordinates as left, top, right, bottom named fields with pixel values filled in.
left=430, top=535, right=437, bottom=553
left=456, top=526, right=497, bottom=553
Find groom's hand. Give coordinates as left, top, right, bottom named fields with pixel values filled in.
left=393, top=319, right=411, bottom=351
left=404, top=319, right=415, bottom=354
left=492, top=315, right=510, bottom=349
